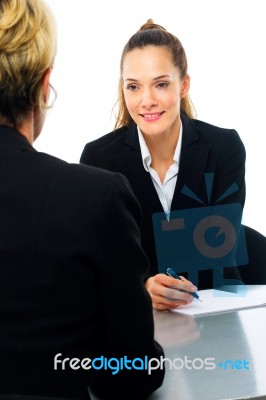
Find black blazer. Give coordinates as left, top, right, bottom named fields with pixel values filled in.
left=0, top=126, right=164, bottom=399
left=80, top=114, right=246, bottom=289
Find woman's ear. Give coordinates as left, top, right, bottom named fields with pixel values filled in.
left=181, top=74, right=190, bottom=98
left=42, top=68, right=52, bottom=105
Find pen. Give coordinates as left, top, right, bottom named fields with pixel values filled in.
left=166, top=267, right=203, bottom=302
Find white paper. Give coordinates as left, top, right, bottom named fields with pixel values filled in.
left=171, top=285, right=266, bottom=317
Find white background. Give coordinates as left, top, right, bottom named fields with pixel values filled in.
left=39, top=0, right=266, bottom=235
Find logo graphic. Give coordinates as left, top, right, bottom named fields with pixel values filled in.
left=54, top=353, right=250, bottom=374
left=152, top=174, right=248, bottom=292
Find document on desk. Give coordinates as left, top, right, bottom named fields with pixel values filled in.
left=171, top=285, right=266, bottom=317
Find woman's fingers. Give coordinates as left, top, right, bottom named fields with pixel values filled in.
left=145, top=273, right=198, bottom=310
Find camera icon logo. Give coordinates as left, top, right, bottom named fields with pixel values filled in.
left=194, top=214, right=237, bottom=259
left=152, top=174, right=248, bottom=293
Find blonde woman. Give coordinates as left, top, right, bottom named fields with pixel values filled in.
left=0, top=4, right=164, bottom=398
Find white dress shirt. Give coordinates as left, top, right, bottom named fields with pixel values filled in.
left=137, top=123, right=183, bottom=219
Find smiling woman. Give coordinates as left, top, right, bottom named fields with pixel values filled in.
left=122, top=46, right=189, bottom=144
left=80, top=18, right=246, bottom=311
left=122, top=45, right=190, bottom=183
left=117, top=19, right=196, bottom=128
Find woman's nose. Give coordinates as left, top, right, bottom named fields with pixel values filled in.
left=141, top=89, right=158, bottom=109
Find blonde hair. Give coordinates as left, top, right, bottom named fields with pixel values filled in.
left=114, top=19, right=196, bottom=129
left=0, top=0, right=57, bottom=127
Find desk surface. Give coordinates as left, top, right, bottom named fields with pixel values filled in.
left=149, top=300, right=266, bottom=400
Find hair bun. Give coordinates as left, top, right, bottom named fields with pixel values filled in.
left=139, top=19, right=167, bottom=32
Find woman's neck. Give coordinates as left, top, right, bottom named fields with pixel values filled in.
left=0, top=114, right=34, bottom=144
left=142, top=122, right=181, bottom=183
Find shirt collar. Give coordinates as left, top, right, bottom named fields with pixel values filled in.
left=137, top=127, right=151, bottom=172
left=137, top=122, right=183, bottom=172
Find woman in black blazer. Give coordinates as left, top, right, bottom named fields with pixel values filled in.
left=0, top=6, right=164, bottom=399
left=80, top=19, right=246, bottom=311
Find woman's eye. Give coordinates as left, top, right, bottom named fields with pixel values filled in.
left=157, top=82, right=169, bottom=88
left=126, top=84, right=138, bottom=91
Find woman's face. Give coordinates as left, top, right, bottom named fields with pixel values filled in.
left=122, top=45, right=190, bottom=138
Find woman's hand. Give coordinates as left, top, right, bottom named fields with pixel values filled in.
left=145, top=273, right=198, bottom=311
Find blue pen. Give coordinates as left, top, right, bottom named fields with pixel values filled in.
left=166, top=267, right=203, bottom=302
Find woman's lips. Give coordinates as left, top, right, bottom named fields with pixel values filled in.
left=140, top=112, right=164, bottom=122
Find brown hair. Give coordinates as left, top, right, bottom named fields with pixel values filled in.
left=0, top=0, right=57, bottom=128
left=114, top=19, right=196, bottom=129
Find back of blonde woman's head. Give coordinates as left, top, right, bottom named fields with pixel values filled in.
left=0, top=0, right=56, bottom=127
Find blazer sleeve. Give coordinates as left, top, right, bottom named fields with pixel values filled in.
left=213, top=129, right=246, bottom=284
left=213, top=129, right=246, bottom=209
left=89, top=172, right=165, bottom=399
left=80, top=143, right=94, bottom=165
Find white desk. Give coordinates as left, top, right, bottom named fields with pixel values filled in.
left=149, top=290, right=266, bottom=400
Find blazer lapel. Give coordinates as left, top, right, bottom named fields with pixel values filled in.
left=110, top=118, right=211, bottom=216
left=112, top=124, right=164, bottom=215
left=171, top=115, right=210, bottom=211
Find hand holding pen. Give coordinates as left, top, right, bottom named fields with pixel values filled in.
left=167, top=267, right=203, bottom=302
left=145, top=271, right=201, bottom=311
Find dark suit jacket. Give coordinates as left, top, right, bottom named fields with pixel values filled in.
left=80, top=114, right=246, bottom=289
left=0, top=126, right=164, bottom=399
